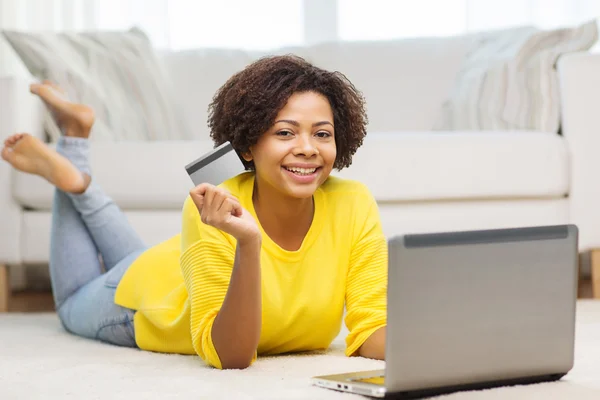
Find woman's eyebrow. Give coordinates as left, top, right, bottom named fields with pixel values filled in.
left=275, top=119, right=334, bottom=127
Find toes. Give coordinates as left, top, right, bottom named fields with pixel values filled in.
left=30, top=82, right=63, bottom=98
left=1, top=146, right=13, bottom=162
left=30, top=83, right=41, bottom=94
left=43, top=80, right=65, bottom=93
left=32, top=85, right=56, bottom=104
left=5, top=133, right=25, bottom=147
left=35, top=84, right=68, bottom=106
left=13, top=133, right=25, bottom=145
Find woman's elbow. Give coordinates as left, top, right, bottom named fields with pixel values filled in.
left=219, top=355, right=254, bottom=370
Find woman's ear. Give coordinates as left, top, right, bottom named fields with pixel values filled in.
left=242, top=150, right=253, bottom=162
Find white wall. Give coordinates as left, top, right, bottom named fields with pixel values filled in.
left=1, top=0, right=599, bottom=76
left=0, top=0, right=169, bottom=76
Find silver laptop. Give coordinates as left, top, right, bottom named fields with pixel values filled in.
left=312, top=224, right=578, bottom=398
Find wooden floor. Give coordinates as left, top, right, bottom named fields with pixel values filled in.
left=4, top=279, right=596, bottom=312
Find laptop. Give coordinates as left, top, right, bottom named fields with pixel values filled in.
left=311, top=224, right=578, bottom=399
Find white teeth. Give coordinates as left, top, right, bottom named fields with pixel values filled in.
left=285, top=167, right=317, bottom=175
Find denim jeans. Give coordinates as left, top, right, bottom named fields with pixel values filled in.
left=49, top=137, right=147, bottom=347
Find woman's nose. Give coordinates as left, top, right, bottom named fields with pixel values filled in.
left=295, top=135, right=318, bottom=157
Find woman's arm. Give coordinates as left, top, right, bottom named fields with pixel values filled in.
left=358, top=326, right=386, bottom=360
left=181, top=184, right=263, bottom=369
left=344, top=185, right=388, bottom=359
left=211, top=236, right=262, bottom=369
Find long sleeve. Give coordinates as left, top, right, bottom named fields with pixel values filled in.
left=179, top=195, right=239, bottom=369
left=344, top=190, right=388, bottom=357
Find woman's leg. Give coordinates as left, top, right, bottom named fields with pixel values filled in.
left=1, top=82, right=144, bottom=346
left=57, top=137, right=147, bottom=270
left=49, top=186, right=102, bottom=307
left=4, top=82, right=147, bottom=270
left=2, top=133, right=142, bottom=346
left=55, top=136, right=145, bottom=346
left=49, top=183, right=142, bottom=347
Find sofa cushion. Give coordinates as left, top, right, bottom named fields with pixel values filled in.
left=159, top=36, right=473, bottom=140
left=12, top=131, right=568, bottom=211
left=12, top=140, right=216, bottom=211
left=300, top=37, right=473, bottom=133
left=2, top=28, right=192, bottom=142
left=21, top=210, right=182, bottom=264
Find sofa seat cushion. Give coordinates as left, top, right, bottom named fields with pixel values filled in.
left=12, top=131, right=568, bottom=211
left=12, top=140, right=216, bottom=211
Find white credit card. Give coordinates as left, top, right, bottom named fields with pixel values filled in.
left=185, top=141, right=246, bottom=186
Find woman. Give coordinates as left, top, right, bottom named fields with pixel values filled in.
left=1, top=55, right=387, bottom=369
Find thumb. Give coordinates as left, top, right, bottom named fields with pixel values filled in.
left=232, top=201, right=243, bottom=217
left=224, top=197, right=243, bottom=218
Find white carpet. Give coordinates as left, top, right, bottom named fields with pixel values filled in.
left=1, top=301, right=600, bottom=400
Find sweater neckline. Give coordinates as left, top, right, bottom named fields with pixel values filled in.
left=242, top=173, right=325, bottom=261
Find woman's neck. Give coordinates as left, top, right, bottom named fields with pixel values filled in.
left=252, top=179, right=314, bottom=251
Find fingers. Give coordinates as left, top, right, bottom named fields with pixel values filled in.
left=214, top=191, right=228, bottom=213
left=204, top=185, right=217, bottom=210
left=190, top=183, right=241, bottom=223
left=214, top=189, right=242, bottom=213
left=190, top=184, right=237, bottom=208
left=189, top=183, right=213, bottom=211
left=217, top=196, right=242, bottom=215
left=189, top=183, right=218, bottom=198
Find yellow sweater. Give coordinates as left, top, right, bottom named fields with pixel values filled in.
left=114, top=172, right=387, bottom=369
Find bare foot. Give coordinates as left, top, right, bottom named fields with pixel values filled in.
left=1, top=133, right=90, bottom=194
left=30, top=81, right=95, bottom=138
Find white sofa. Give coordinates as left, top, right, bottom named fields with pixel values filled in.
left=2, top=36, right=600, bottom=308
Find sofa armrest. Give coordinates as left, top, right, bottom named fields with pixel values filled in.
left=558, top=52, right=600, bottom=251
left=0, top=75, right=45, bottom=265
left=0, top=76, right=46, bottom=140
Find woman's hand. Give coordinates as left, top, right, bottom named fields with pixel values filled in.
left=190, top=183, right=261, bottom=244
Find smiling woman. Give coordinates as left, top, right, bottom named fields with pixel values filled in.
left=0, top=54, right=387, bottom=370
left=245, top=92, right=337, bottom=200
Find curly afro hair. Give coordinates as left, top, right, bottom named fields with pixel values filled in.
left=207, top=55, right=368, bottom=170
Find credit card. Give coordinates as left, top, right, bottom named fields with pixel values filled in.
left=185, top=141, right=246, bottom=186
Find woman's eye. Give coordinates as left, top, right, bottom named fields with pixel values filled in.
left=277, top=130, right=293, bottom=136
left=316, top=131, right=331, bottom=138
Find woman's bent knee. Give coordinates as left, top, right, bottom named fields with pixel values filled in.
left=96, top=317, right=137, bottom=348
left=57, top=303, right=87, bottom=338
left=56, top=296, right=137, bottom=349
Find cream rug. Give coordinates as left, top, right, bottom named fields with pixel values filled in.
left=1, top=301, right=600, bottom=399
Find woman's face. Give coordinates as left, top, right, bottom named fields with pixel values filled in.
left=245, top=91, right=336, bottom=200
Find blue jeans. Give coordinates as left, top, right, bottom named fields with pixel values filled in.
left=49, top=137, right=147, bottom=347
